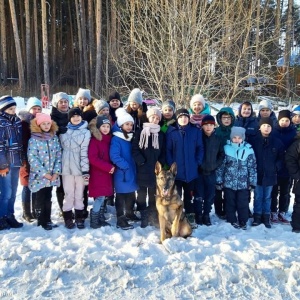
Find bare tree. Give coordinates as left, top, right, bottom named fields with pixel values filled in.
left=95, top=0, right=102, bottom=95
left=33, top=0, right=40, bottom=88
left=25, top=0, right=31, bottom=90
left=41, top=0, right=50, bottom=85
left=0, top=0, right=7, bottom=86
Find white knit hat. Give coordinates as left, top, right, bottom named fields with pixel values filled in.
left=51, top=92, right=69, bottom=108
left=128, top=88, right=143, bottom=106
left=75, top=88, right=91, bottom=103
left=190, top=94, right=205, bottom=108
left=116, top=107, right=134, bottom=127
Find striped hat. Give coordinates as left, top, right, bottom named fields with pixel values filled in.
left=0, top=95, right=16, bottom=112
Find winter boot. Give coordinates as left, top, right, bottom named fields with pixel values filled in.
left=45, top=201, right=58, bottom=228
left=36, top=209, right=52, bottom=230
left=195, top=213, right=203, bottom=225
left=270, top=212, right=279, bottom=223
left=239, top=221, right=247, bottom=230
left=106, top=195, right=115, bottom=206
left=116, top=215, right=134, bottom=230
left=186, top=213, right=198, bottom=229
left=278, top=212, right=290, bottom=224
left=148, top=209, right=159, bottom=228
left=75, top=209, right=85, bottom=229
left=262, top=214, right=271, bottom=229
left=140, top=210, right=148, bottom=228
left=0, top=216, right=11, bottom=230
left=63, top=210, right=75, bottom=229
left=6, top=214, right=23, bottom=228
left=202, top=214, right=212, bottom=226
left=99, top=207, right=110, bottom=226
left=252, top=213, right=262, bottom=226
left=125, top=211, right=141, bottom=222
left=22, top=202, right=34, bottom=222
left=90, top=209, right=110, bottom=228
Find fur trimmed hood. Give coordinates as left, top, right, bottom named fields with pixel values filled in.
left=88, top=117, right=103, bottom=141
left=30, top=118, right=58, bottom=135
left=73, top=101, right=96, bottom=113
left=18, top=110, right=34, bottom=123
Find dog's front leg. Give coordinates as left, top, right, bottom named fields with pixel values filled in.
left=158, top=214, right=167, bottom=243
left=171, top=205, right=183, bottom=237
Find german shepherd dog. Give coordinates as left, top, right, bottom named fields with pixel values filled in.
left=155, top=162, right=192, bottom=243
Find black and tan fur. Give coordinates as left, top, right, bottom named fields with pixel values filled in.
left=155, top=162, right=192, bottom=243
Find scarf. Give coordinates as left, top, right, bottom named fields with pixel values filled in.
left=139, top=123, right=160, bottom=149
left=67, top=120, right=84, bottom=130
left=31, top=132, right=53, bottom=141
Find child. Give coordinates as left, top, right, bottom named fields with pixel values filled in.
left=216, top=126, right=257, bottom=230
left=59, top=107, right=91, bottom=229
left=251, top=118, right=284, bottom=228
left=74, top=88, right=97, bottom=124
left=270, top=109, right=296, bottom=224
left=166, top=108, right=204, bottom=228
left=132, top=107, right=165, bottom=228
left=28, top=113, right=61, bottom=230
left=214, top=107, right=235, bottom=219
left=107, top=91, right=123, bottom=123
left=18, top=97, right=42, bottom=222
left=88, top=115, right=114, bottom=228
left=160, top=100, right=176, bottom=133
left=257, top=99, right=277, bottom=126
left=196, top=115, right=225, bottom=226
left=0, top=95, right=24, bottom=230
left=125, top=88, right=147, bottom=132
left=110, top=108, right=139, bottom=230
left=291, top=105, right=300, bottom=133
left=188, top=94, right=211, bottom=127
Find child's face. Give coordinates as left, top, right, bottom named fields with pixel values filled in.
left=240, top=104, right=252, bottom=117
left=260, top=124, right=272, bottom=136
left=71, top=115, right=82, bottom=125
left=260, top=108, right=271, bottom=118
left=99, top=107, right=109, bottom=116
left=4, top=106, right=17, bottom=115
left=148, top=115, right=160, bottom=125
left=292, top=114, right=300, bottom=125
left=110, top=99, right=120, bottom=109
left=162, top=107, right=174, bottom=119
left=202, top=124, right=215, bottom=136
left=78, top=97, right=89, bottom=108
left=279, top=117, right=290, bottom=127
left=40, top=121, right=52, bottom=132
left=100, top=123, right=111, bottom=135
left=57, top=99, right=69, bottom=112
left=177, top=115, right=189, bottom=126
left=129, top=102, right=139, bottom=111
left=220, top=114, right=232, bottom=126
left=122, top=121, right=133, bottom=132
left=192, top=102, right=204, bottom=114
left=30, top=106, right=42, bottom=116
left=231, top=136, right=243, bottom=144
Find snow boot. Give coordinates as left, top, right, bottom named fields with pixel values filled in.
left=36, top=209, right=52, bottom=230
left=63, top=210, right=75, bottom=229
left=45, top=201, right=58, bottom=228
left=0, top=216, right=11, bottom=230
left=252, top=213, right=262, bottom=226
left=140, top=210, right=148, bottom=228
left=75, top=209, right=85, bottom=229
left=148, top=209, right=159, bottom=228
left=99, top=207, right=110, bottom=226
left=202, top=214, right=212, bottom=226
left=6, top=214, right=23, bottom=228
left=262, top=214, right=271, bottom=229
left=22, top=201, right=34, bottom=222
left=117, top=215, right=134, bottom=230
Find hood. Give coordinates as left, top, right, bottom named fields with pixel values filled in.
left=18, top=110, right=34, bottom=123
left=89, top=118, right=103, bottom=141
left=216, top=107, right=235, bottom=126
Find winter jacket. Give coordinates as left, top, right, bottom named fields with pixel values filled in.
left=200, top=131, right=225, bottom=175
left=215, top=107, right=235, bottom=145
left=88, top=118, right=114, bottom=197
left=132, top=126, right=166, bottom=188
left=125, top=102, right=148, bottom=132
left=109, top=101, right=123, bottom=123
left=252, top=132, right=285, bottom=186
left=50, top=106, right=69, bottom=135
left=286, top=136, right=300, bottom=194
left=27, top=120, right=61, bottom=192
left=234, top=115, right=259, bottom=145
left=73, top=102, right=97, bottom=124
left=0, top=111, right=24, bottom=170
left=272, top=122, right=297, bottom=178
left=166, top=123, right=204, bottom=182
left=59, top=121, right=91, bottom=176
left=216, top=141, right=257, bottom=190
left=110, top=124, right=138, bottom=193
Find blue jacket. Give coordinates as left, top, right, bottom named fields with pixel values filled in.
left=216, top=141, right=257, bottom=190
left=234, top=115, right=259, bottom=145
left=166, top=123, right=204, bottom=182
left=109, top=124, right=138, bottom=193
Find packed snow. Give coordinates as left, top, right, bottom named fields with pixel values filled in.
left=1, top=97, right=299, bottom=299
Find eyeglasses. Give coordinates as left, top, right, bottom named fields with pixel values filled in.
left=221, top=116, right=231, bottom=120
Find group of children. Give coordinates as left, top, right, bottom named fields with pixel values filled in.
left=1, top=89, right=300, bottom=233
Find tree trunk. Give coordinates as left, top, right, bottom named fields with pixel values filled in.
left=25, top=0, right=31, bottom=91
left=33, top=0, right=40, bottom=89
left=95, top=0, right=102, bottom=95
left=51, top=0, right=56, bottom=83
left=285, top=0, right=293, bottom=98
left=41, top=0, right=50, bottom=85
left=75, top=0, right=83, bottom=85
left=88, top=0, right=95, bottom=88
left=0, top=0, right=7, bottom=86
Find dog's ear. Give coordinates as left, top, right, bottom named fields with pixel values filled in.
left=170, top=162, right=177, bottom=175
left=155, top=161, right=162, bottom=175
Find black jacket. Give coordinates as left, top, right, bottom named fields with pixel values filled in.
left=50, top=107, right=68, bottom=135
left=286, top=136, right=300, bottom=194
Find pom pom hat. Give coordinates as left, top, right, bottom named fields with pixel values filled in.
left=115, top=107, right=134, bottom=127
left=35, top=113, right=52, bottom=126
left=0, top=95, right=16, bottom=112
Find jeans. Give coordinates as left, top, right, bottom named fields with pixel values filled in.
left=0, top=166, right=20, bottom=217
left=93, top=196, right=105, bottom=212
left=254, top=185, right=273, bottom=214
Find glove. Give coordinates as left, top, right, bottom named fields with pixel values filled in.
left=215, top=183, right=223, bottom=191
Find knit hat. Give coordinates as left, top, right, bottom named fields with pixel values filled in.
left=190, top=94, right=205, bottom=108
left=292, top=105, right=300, bottom=116
left=108, top=91, right=121, bottom=102
left=35, top=113, right=52, bottom=126
left=162, top=100, right=176, bottom=112
left=75, top=88, right=91, bottom=103
left=94, top=99, right=109, bottom=114
left=68, top=107, right=82, bottom=121
left=128, top=88, right=143, bottom=106
left=258, top=99, right=273, bottom=112
left=0, top=95, right=16, bottom=112
left=26, top=97, right=42, bottom=111
left=96, top=115, right=111, bottom=129
left=51, top=92, right=69, bottom=108
left=146, top=107, right=162, bottom=121
left=201, top=114, right=215, bottom=125
left=116, top=107, right=134, bottom=127
left=259, top=117, right=273, bottom=128
left=176, top=108, right=190, bottom=119
left=278, top=109, right=291, bottom=121
left=230, top=126, right=246, bottom=141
